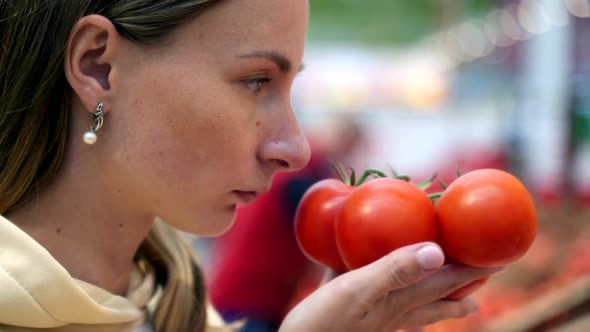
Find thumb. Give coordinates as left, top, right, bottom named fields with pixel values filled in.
left=344, top=242, right=444, bottom=304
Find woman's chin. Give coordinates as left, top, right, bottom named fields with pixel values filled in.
left=168, top=205, right=238, bottom=237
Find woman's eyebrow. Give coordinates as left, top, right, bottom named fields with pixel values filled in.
left=237, top=50, right=305, bottom=73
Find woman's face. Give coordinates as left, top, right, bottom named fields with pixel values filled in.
left=107, top=0, right=310, bottom=235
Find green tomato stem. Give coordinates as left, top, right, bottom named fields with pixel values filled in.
left=356, top=169, right=387, bottom=186
left=428, top=192, right=443, bottom=200
left=388, top=164, right=399, bottom=178
left=395, top=175, right=411, bottom=182
left=330, top=161, right=351, bottom=185
left=418, top=173, right=438, bottom=190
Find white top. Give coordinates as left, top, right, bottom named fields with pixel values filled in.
left=0, top=215, right=238, bottom=332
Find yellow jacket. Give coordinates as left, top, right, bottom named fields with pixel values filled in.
left=0, top=215, right=232, bottom=332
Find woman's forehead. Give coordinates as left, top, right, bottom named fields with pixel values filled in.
left=184, top=0, right=308, bottom=43
left=166, top=0, right=309, bottom=65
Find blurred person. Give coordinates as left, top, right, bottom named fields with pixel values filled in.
left=0, top=1, right=504, bottom=332
left=206, top=158, right=327, bottom=332
left=207, top=117, right=365, bottom=331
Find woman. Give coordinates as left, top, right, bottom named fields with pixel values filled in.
left=0, top=1, right=504, bottom=331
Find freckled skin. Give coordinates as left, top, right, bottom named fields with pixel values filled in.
left=102, top=0, right=311, bottom=236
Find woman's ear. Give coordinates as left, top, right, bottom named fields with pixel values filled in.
left=64, top=15, right=122, bottom=114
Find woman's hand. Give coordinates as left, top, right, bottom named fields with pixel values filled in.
left=279, top=242, right=504, bottom=332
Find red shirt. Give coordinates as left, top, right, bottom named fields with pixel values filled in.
left=207, top=156, right=328, bottom=322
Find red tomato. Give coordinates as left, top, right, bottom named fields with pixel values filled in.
left=336, top=178, right=437, bottom=269
left=436, top=169, right=537, bottom=267
left=294, top=179, right=352, bottom=272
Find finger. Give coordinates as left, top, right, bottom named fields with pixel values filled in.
left=393, top=263, right=504, bottom=310
left=338, top=242, right=445, bottom=306
left=398, top=297, right=478, bottom=329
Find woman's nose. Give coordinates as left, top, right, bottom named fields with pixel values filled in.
left=258, top=109, right=311, bottom=173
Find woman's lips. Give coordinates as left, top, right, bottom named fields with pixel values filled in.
left=233, top=191, right=258, bottom=204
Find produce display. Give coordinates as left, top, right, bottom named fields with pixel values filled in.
left=294, top=166, right=538, bottom=300
left=426, top=209, right=590, bottom=332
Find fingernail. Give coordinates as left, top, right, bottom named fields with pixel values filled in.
left=416, top=245, right=444, bottom=271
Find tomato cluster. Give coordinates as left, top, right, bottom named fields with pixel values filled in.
left=294, top=167, right=537, bottom=298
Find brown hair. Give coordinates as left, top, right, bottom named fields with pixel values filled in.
left=0, top=1, right=223, bottom=331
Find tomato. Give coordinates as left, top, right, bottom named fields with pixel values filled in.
left=336, top=177, right=437, bottom=269
left=436, top=169, right=537, bottom=267
left=294, top=179, right=352, bottom=272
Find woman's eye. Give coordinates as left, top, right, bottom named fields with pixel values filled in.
left=243, top=77, right=272, bottom=93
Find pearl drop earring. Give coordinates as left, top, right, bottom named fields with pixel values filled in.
left=83, top=102, right=105, bottom=145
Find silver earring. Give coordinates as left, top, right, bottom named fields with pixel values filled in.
left=83, top=102, right=105, bottom=145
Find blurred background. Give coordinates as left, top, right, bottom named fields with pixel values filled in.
left=194, top=1, right=590, bottom=331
